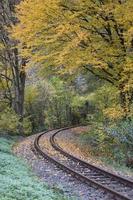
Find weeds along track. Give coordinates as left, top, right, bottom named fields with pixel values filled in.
left=34, top=127, right=133, bottom=200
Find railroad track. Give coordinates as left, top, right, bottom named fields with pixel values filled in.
left=34, top=127, right=133, bottom=200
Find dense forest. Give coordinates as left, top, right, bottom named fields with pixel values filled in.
left=0, top=0, right=133, bottom=194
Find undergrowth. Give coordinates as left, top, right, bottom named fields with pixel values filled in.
left=0, top=137, right=70, bottom=200
left=80, top=122, right=133, bottom=175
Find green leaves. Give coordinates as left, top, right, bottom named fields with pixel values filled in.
left=0, top=108, right=19, bottom=134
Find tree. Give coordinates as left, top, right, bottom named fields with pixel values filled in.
left=25, top=79, right=52, bottom=132
left=0, top=0, right=26, bottom=133
left=13, top=0, right=133, bottom=117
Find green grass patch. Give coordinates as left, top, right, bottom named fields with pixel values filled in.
left=0, top=137, right=70, bottom=200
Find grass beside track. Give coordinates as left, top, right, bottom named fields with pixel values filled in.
left=0, top=136, right=70, bottom=200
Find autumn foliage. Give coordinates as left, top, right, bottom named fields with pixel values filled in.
left=12, top=0, right=133, bottom=118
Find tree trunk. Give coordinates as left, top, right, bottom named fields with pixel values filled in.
left=12, top=50, right=26, bottom=134
left=15, top=70, right=26, bottom=134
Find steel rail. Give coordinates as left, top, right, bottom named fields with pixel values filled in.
left=34, top=127, right=133, bottom=200
left=51, top=128, right=133, bottom=185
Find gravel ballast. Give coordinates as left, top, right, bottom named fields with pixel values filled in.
left=13, top=127, right=132, bottom=199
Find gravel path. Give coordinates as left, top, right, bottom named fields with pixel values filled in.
left=13, top=130, right=113, bottom=200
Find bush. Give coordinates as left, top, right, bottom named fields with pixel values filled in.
left=105, top=120, right=133, bottom=162
left=81, top=125, right=113, bottom=157
left=0, top=108, right=19, bottom=134
left=87, top=84, right=121, bottom=123
left=0, top=108, right=32, bottom=135
left=81, top=121, right=133, bottom=166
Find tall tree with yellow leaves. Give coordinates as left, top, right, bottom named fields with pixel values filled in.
left=13, top=0, right=133, bottom=118
left=0, top=0, right=26, bottom=134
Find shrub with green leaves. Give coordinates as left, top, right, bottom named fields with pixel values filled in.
left=0, top=108, right=19, bottom=134
left=105, top=120, right=133, bottom=160
left=0, top=108, right=32, bottom=135
left=81, top=121, right=133, bottom=166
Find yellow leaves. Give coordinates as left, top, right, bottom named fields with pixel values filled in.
left=0, top=43, right=4, bottom=49
left=12, top=0, right=133, bottom=96
left=25, top=84, right=39, bottom=103
left=103, top=106, right=124, bottom=120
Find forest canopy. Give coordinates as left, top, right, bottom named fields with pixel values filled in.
left=12, top=0, right=133, bottom=118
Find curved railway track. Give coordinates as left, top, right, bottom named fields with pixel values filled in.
left=34, top=127, right=133, bottom=200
